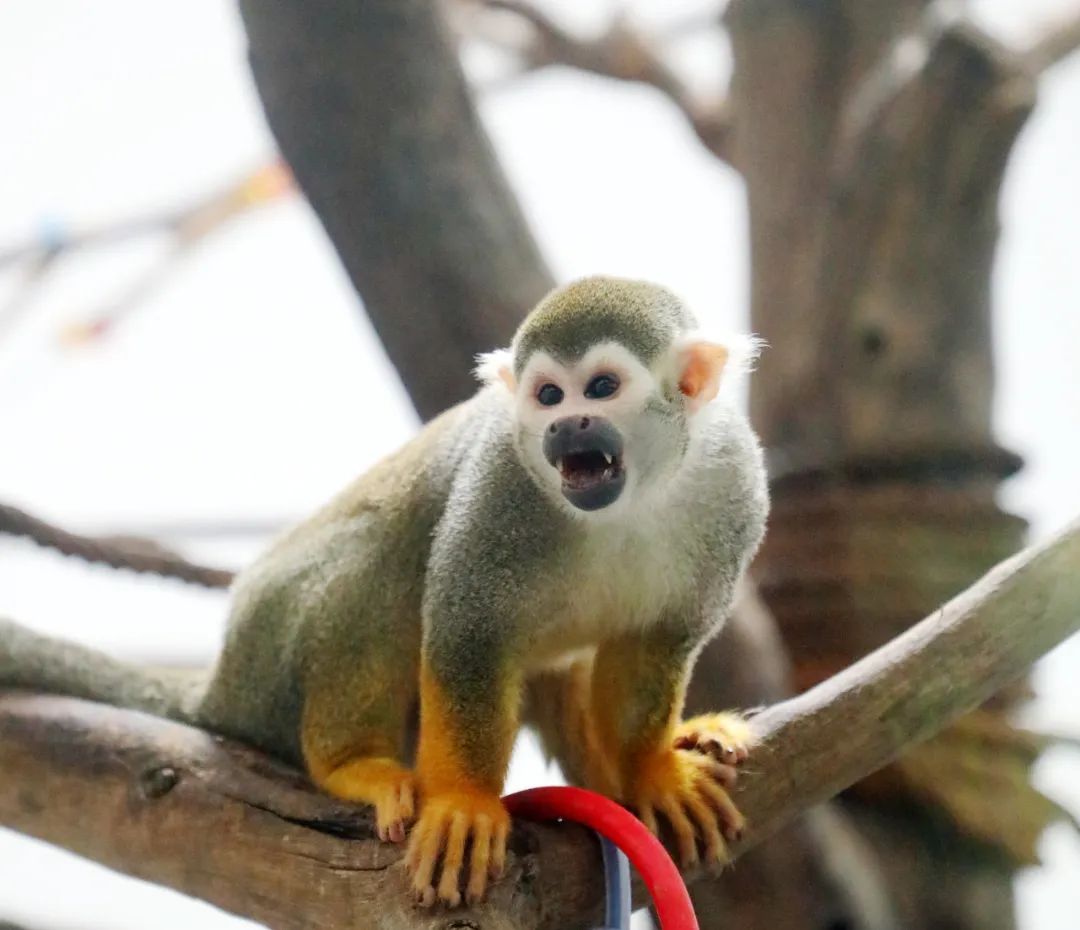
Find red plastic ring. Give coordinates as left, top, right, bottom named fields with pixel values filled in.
left=503, top=786, right=699, bottom=930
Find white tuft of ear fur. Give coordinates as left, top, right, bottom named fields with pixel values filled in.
left=717, top=332, right=766, bottom=381
left=474, top=348, right=517, bottom=392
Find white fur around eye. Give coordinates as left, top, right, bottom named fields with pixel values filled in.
left=513, top=344, right=659, bottom=426
left=571, top=343, right=655, bottom=407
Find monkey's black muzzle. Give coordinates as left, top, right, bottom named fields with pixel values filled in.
left=542, top=415, right=627, bottom=511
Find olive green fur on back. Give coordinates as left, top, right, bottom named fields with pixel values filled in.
left=513, top=276, right=697, bottom=374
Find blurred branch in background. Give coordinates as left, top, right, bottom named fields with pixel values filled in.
left=1025, top=7, right=1080, bottom=72
left=3, top=519, right=1078, bottom=930
left=0, top=162, right=292, bottom=349
left=456, top=0, right=736, bottom=165
left=0, top=501, right=234, bottom=589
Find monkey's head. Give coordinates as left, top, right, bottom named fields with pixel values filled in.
left=477, top=276, right=758, bottom=516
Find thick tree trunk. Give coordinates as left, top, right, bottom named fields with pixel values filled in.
left=727, top=1, right=1040, bottom=926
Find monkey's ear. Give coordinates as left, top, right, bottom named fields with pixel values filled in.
left=675, top=334, right=763, bottom=412
left=474, top=348, right=517, bottom=393
left=677, top=341, right=728, bottom=412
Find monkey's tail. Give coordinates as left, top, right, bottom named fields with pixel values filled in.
left=0, top=617, right=203, bottom=724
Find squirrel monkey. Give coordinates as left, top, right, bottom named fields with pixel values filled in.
left=0, top=276, right=768, bottom=907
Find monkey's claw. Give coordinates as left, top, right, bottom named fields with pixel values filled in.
left=630, top=747, right=746, bottom=869
left=673, top=712, right=755, bottom=780
left=406, top=790, right=510, bottom=907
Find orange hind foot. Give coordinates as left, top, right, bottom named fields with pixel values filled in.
left=317, top=757, right=416, bottom=843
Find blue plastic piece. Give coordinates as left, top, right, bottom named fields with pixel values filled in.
left=598, top=833, right=632, bottom=930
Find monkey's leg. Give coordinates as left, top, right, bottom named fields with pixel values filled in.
left=591, top=628, right=746, bottom=869
left=523, top=660, right=621, bottom=797
left=301, top=655, right=418, bottom=844
left=407, top=653, right=518, bottom=907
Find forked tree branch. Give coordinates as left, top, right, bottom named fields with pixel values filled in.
left=2, top=519, right=1077, bottom=929
left=464, top=0, right=735, bottom=165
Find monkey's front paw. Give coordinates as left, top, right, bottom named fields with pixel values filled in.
left=630, top=748, right=745, bottom=869
left=406, top=789, right=510, bottom=907
left=318, top=757, right=416, bottom=843
left=673, top=712, right=755, bottom=785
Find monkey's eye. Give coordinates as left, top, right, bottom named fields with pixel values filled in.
left=537, top=383, right=564, bottom=406
left=584, top=373, right=620, bottom=399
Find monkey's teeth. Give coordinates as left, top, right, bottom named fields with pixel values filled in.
left=556, top=458, right=564, bottom=471
left=603, top=453, right=613, bottom=466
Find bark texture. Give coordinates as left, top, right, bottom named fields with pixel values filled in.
left=726, top=1, right=1044, bottom=926
left=238, top=0, right=554, bottom=421
left=2, top=518, right=1078, bottom=930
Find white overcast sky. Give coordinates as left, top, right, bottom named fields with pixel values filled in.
left=0, top=1, right=1078, bottom=928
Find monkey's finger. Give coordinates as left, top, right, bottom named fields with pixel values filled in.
left=638, top=803, right=659, bottom=836
left=408, top=814, right=447, bottom=903
left=375, top=803, right=393, bottom=843
left=698, top=738, right=740, bottom=766
left=398, top=780, right=416, bottom=822
left=490, top=815, right=509, bottom=879
left=404, top=822, right=423, bottom=872
left=466, top=814, right=493, bottom=905
left=385, top=815, right=406, bottom=844
left=696, top=755, right=739, bottom=788
left=375, top=790, right=407, bottom=843
left=660, top=796, right=699, bottom=867
left=699, top=779, right=745, bottom=842
left=436, top=812, right=469, bottom=907
left=673, top=732, right=699, bottom=750
left=684, top=793, right=725, bottom=864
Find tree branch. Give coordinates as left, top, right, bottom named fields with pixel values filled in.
left=0, top=501, right=234, bottom=589
left=464, top=0, right=735, bottom=165
left=1024, top=8, right=1080, bottom=74
left=735, top=517, right=1080, bottom=853
left=2, top=518, right=1077, bottom=928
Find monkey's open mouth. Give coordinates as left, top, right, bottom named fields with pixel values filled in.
left=556, top=450, right=623, bottom=492
left=542, top=415, right=628, bottom=511
left=555, top=449, right=626, bottom=510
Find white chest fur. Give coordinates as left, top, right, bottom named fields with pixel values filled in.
left=525, top=509, right=694, bottom=670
